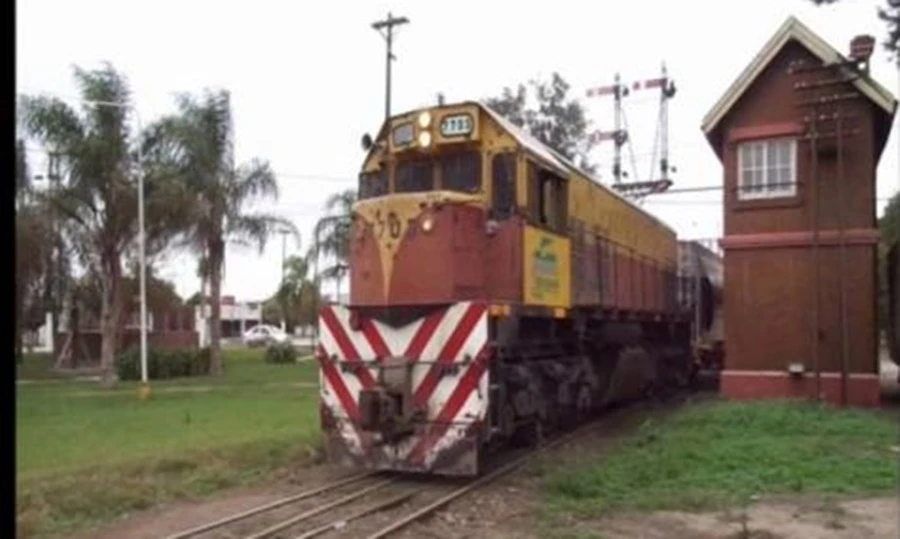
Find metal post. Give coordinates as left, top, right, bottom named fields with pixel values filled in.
left=134, top=110, right=149, bottom=396
left=837, top=107, right=849, bottom=407
left=613, top=73, right=622, bottom=184
left=811, top=104, right=822, bottom=403
left=279, top=229, right=289, bottom=331
left=372, top=12, right=409, bottom=123
left=312, top=222, right=321, bottom=350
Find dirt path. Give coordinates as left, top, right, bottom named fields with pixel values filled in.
left=68, top=464, right=351, bottom=539
left=556, top=497, right=900, bottom=539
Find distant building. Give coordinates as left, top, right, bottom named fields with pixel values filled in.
left=702, top=16, right=896, bottom=406
left=195, top=295, right=262, bottom=343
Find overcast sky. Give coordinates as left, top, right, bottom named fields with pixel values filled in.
left=16, top=0, right=900, bottom=302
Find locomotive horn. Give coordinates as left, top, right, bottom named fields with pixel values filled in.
left=361, top=133, right=374, bottom=151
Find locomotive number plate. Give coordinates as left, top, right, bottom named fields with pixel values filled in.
left=440, top=114, right=473, bottom=137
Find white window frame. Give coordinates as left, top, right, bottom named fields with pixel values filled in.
left=736, top=137, right=797, bottom=201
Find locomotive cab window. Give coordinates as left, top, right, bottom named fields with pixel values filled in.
left=439, top=151, right=481, bottom=193
left=358, top=170, right=387, bottom=200
left=527, top=161, right=567, bottom=233
left=395, top=160, right=434, bottom=193
left=491, top=152, right=516, bottom=219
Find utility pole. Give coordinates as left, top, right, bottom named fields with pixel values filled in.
left=372, top=11, right=409, bottom=123
left=279, top=229, right=289, bottom=331
left=279, top=229, right=289, bottom=286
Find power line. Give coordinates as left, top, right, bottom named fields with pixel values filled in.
left=20, top=146, right=898, bottom=201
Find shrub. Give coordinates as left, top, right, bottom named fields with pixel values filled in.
left=264, top=343, right=297, bottom=364
left=115, top=346, right=212, bottom=381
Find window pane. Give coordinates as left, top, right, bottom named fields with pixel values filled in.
left=739, top=144, right=752, bottom=170
left=440, top=151, right=481, bottom=193
left=395, top=161, right=434, bottom=193
left=358, top=170, right=387, bottom=200
left=766, top=141, right=778, bottom=171
left=491, top=153, right=516, bottom=219
left=779, top=166, right=792, bottom=191
left=753, top=143, right=764, bottom=169
left=777, top=140, right=791, bottom=167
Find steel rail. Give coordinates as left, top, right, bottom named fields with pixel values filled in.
left=292, top=491, right=416, bottom=539
left=163, top=472, right=377, bottom=539
left=365, top=420, right=607, bottom=539
left=246, top=477, right=398, bottom=539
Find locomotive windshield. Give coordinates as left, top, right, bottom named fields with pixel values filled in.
left=358, top=150, right=482, bottom=198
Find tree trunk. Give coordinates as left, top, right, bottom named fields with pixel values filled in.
left=14, top=284, right=24, bottom=364
left=200, top=274, right=208, bottom=347
left=99, top=255, right=123, bottom=387
left=208, top=244, right=224, bottom=376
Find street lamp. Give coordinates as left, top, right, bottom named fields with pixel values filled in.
left=83, top=99, right=150, bottom=398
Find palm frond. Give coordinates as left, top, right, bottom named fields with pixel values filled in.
left=228, top=213, right=298, bottom=255
left=18, top=95, right=85, bottom=151
left=230, top=159, right=278, bottom=205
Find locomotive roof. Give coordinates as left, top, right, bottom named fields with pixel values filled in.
left=367, top=100, right=678, bottom=236
left=474, top=100, right=678, bottom=236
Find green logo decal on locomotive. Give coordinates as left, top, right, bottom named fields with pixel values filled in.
left=531, top=236, right=560, bottom=301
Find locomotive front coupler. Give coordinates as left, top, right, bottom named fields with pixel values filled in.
left=357, top=356, right=421, bottom=442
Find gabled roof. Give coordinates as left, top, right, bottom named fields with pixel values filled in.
left=701, top=15, right=897, bottom=136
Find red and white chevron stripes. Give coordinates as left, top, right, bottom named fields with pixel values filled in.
left=317, top=301, right=490, bottom=472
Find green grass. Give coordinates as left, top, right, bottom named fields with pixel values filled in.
left=16, top=352, right=70, bottom=381
left=542, top=399, right=900, bottom=521
left=16, top=348, right=323, bottom=538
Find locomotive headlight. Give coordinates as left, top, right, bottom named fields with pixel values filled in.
left=417, top=111, right=432, bottom=128
left=418, top=131, right=432, bottom=148
left=421, top=215, right=434, bottom=233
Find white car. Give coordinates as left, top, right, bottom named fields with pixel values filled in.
left=242, top=324, right=290, bottom=347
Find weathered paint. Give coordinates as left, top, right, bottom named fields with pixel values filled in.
left=317, top=301, right=490, bottom=476
left=352, top=191, right=482, bottom=303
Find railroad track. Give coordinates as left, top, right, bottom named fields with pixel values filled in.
left=165, top=393, right=693, bottom=539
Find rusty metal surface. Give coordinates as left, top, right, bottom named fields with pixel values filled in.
left=322, top=421, right=482, bottom=477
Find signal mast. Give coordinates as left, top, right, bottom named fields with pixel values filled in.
left=585, top=63, right=678, bottom=199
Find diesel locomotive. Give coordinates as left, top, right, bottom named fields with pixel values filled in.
left=316, top=100, right=721, bottom=476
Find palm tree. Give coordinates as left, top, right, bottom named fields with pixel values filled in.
left=19, top=63, right=193, bottom=384
left=160, top=89, right=297, bottom=375
left=276, top=254, right=311, bottom=333
left=18, top=64, right=146, bottom=385
left=310, top=188, right=356, bottom=302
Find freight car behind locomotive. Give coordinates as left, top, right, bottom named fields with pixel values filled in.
left=317, top=101, right=699, bottom=477
left=677, top=240, right=725, bottom=373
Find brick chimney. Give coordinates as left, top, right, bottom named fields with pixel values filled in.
left=849, top=34, right=875, bottom=72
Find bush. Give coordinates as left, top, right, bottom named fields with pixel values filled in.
left=264, top=343, right=297, bottom=364
left=115, top=346, right=211, bottom=381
